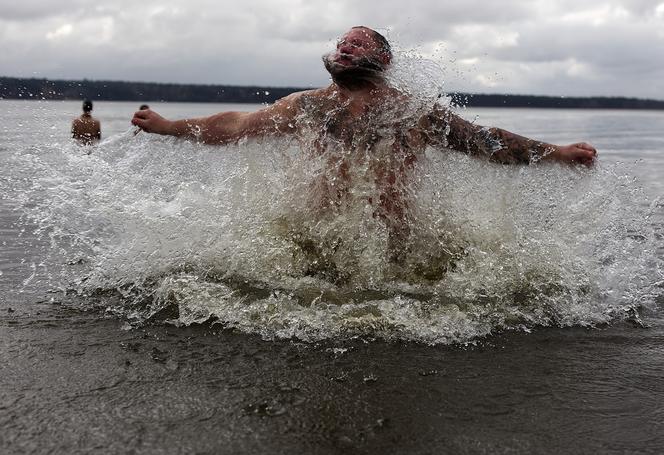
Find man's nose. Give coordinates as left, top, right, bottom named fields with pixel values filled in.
left=338, top=42, right=355, bottom=54
left=339, top=45, right=351, bottom=54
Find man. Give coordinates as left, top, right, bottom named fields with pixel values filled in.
left=72, top=99, right=101, bottom=145
left=131, top=26, right=597, bottom=273
left=132, top=26, right=596, bottom=158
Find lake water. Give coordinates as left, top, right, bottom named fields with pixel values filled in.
left=1, top=99, right=663, bottom=454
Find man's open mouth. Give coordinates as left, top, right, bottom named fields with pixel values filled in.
left=336, top=53, right=354, bottom=63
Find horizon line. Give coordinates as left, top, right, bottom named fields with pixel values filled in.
left=2, top=75, right=663, bottom=103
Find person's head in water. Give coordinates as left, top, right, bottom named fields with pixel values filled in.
left=82, top=99, right=93, bottom=115
left=323, top=26, right=392, bottom=90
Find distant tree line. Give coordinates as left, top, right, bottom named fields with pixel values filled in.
left=2, top=76, right=664, bottom=110
left=0, top=77, right=300, bottom=104
left=447, top=92, right=664, bottom=110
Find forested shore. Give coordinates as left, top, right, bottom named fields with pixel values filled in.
left=2, top=76, right=664, bottom=110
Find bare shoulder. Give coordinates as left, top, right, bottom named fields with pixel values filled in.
left=230, top=88, right=329, bottom=136
left=288, top=87, right=341, bottom=115
left=417, top=102, right=450, bottom=126
left=299, top=86, right=341, bottom=103
left=275, top=88, right=327, bottom=108
left=261, top=88, right=330, bottom=121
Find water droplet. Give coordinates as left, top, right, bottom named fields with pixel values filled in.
left=363, top=374, right=378, bottom=383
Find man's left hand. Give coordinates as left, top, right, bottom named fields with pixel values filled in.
left=551, top=142, right=597, bottom=166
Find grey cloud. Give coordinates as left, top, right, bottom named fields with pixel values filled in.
left=1, top=0, right=664, bottom=99
left=487, top=21, right=664, bottom=71
left=0, top=1, right=87, bottom=21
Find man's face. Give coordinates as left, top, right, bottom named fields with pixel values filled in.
left=332, top=28, right=384, bottom=67
left=323, top=27, right=390, bottom=86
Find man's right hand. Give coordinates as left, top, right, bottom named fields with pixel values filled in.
left=131, top=109, right=172, bottom=135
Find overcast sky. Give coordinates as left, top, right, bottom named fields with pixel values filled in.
left=1, top=0, right=664, bottom=98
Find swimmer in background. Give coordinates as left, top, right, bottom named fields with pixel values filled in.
left=71, top=99, right=101, bottom=145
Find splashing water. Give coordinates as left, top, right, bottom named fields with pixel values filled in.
left=4, top=59, right=662, bottom=345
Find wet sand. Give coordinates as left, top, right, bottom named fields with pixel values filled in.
left=2, top=296, right=663, bottom=454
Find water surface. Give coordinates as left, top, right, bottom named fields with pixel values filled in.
left=1, top=99, right=663, bottom=454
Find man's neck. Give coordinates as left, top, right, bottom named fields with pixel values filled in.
left=332, top=72, right=386, bottom=92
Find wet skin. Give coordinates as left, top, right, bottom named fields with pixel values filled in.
left=72, top=113, right=101, bottom=145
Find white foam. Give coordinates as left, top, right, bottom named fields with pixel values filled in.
left=7, top=125, right=660, bottom=344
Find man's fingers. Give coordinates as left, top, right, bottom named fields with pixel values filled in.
left=571, top=142, right=598, bottom=161
left=132, top=109, right=155, bottom=129
left=575, top=142, right=597, bottom=153
left=133, top=109, right=150, bottom=119
left=579, top=149, right=597, bottom=167
left=130, top=110, right=166, bottom=135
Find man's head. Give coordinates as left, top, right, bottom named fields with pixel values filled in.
left=82, top=99, right=93, bottom=113
left=323, top=26, right=392, bottom=90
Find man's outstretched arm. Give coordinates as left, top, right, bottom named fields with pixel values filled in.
left=426, top=107, right=597, bottom=166
left=131, top=92, right=303, bottom=144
